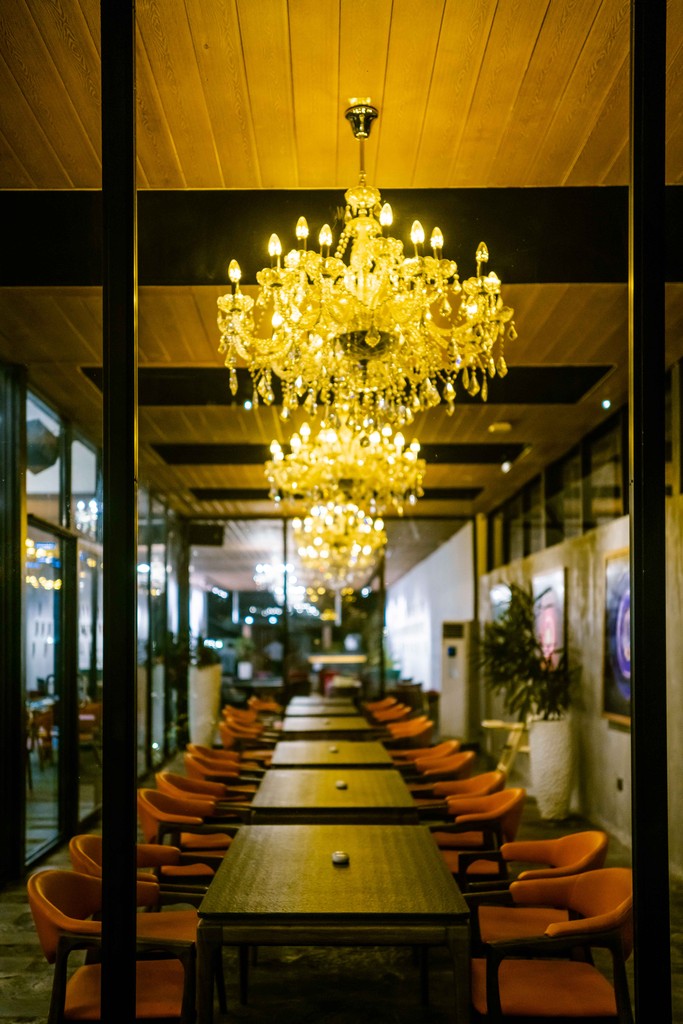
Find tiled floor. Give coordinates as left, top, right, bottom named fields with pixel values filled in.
left=1, top=780, right=681, bottom=1022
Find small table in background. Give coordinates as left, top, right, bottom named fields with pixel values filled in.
left=270, top=739, right=394, bottom=770
left=280, top=715, right=374, bottom=740
left=248, top=768, right=419, bottom=824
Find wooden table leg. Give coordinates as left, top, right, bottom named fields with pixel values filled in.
left=447, top=924, right=471, bottom=1023
left=196, top=922, right=219, bottom=1024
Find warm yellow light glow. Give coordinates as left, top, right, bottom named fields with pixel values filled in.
left=217, top=105, right=516, bottom=423
left=268, top=233, right=282, bottom=258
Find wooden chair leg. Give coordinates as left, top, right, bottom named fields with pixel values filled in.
left=419, top=946, right=429, bottom=1005
left=239, top=944, right=249, bottom=1005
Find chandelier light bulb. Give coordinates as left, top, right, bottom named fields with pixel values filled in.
left=319, top=223, right=333, bottom=250
left=268, top=233, right=282, bottom=259
left=228, top=259, right=241, bottom=285
left=410, top=220, right=425, bottom=247
left=430, top=227, right=444, bottom=252
left=296, top=216, right=309, bottom=245
left=380, top=203, right=393, bottom=228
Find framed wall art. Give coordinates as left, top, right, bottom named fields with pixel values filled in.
left=532, top=569, right=566, bottom=670
left=603, top=549, right=631, bottom=723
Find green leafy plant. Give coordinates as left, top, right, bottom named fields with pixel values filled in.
left=192, top=635, right=221, bottom=667
left=480, top=583, right=571, bottom=722
left=235, top=636, right=256, bottom=662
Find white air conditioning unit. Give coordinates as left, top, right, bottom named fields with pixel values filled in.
left=439, top=621, right=473, bottom=740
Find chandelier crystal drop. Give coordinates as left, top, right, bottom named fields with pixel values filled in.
left=217, top=102, right=516, bottom=427
left=266, top=417, right=426, bottom=516
left=292, top=500, right=386, bottom=590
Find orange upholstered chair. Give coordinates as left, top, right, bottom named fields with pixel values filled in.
left=391, top=738, right=461, bottom=763
left=69, top=832, right=216, bottom=890
left=430, top=789, right=526, bottom=884
left=186, top=742, right=264, bottom=772
left=156, top=769, right=253, bottom=804
left=381, top=716, right=434, bottom=749
left=247, top=694, right=283, bottom=715
left=470, top=867, right=634, bottom=1023
left=218, top=720, right=274, bottom=761
left=403, top=750, right=476, bottom=784
left=411, top=769, right=506, bottom=807
left=467, top=831, right=610, bottom=944
left=369, top=702, right=412, bottom=723
left=472, top=829, right=610, bottom=893
left=27, top=869, right=196, bottom=1022
left=183, top=752, right=260, bottom=792
left=136, top=787, right=245, bottom=854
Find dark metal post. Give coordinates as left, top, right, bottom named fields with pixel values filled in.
left=100, top=1, right=138, bottom=1021
left=282, top=518, right=290, bottom=688
left=629, top=1, right=671, bottom=1020
left=0, top=364, right=26, bottom=881
left=378, top=552, right=386, bottom=698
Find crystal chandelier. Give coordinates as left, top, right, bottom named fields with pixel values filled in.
left=217, top=101, right=516, bottom=427
left=292, top=500, right=386, bottom=589
left=266, top=418, right=426, bottom=516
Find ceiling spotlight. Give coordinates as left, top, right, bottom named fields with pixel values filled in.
left=488, top=421, right=512, bottom=434
left=501, top=460, right=512, bottom=474
left=243, top=399, right=253, bottom=410
left=601, top=398, right=611, bottom=410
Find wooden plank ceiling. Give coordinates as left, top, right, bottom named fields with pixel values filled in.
left=1, top=0, right=682, bottom=590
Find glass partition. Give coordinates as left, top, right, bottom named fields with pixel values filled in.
left=77, top=541, right=103, bottom=819
left=25, top=527, right=62, bottom=858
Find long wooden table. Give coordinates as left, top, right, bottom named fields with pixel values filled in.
left=270, top=739, right=394, bottom=769
left=284, top=703, right=359, bottom=717
left=280, top=715, right=375, bottom=740
left=248, top=768, right=419, bottom=824
left=197, top=824, right=470, bottom=1022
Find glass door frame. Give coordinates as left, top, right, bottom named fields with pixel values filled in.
left=25, top=513, right=80, bottom=865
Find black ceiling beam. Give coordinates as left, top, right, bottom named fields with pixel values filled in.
left=153, top=441, right=526, bottom=466
left=189, top=486, right=484, bottom=502
left=4, top=186, right=683, bottom=287
left=82, top=364, right=613, bottom=406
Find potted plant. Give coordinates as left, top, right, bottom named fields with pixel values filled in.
left=188, top=636, right=222, bottom=747
left=480, top=582, right=573, bottom=819
left=235, top=636, right=256, bottom=681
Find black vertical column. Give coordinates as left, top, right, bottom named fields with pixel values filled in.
left=0, top=364, right=26, bottom=882
left=100, top=2, right=138, bottom=1022
left=629, top=1, right=671, bottom=1021
left=378, top=553, right=386, bottom=698
left=282, top=519, right=290, bottom=687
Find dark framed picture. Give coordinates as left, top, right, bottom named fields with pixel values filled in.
left=603, top=549, right=631, bottom=724
left=532, top=569, right=566, bottom=670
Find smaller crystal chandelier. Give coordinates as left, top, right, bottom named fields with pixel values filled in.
left=217, top=101, right=516, bottom=428
left=292, top=500, right=386, bottom=589
left=266, top=418, right=425, bottom=516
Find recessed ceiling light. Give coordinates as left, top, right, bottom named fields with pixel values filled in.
left=488, top=421, right=513, bottom=433
left=501, top=460, right=512, bottom=474
left=243, top=399, right=253, bottom=410
left=602, top=398, right=612, bottom=410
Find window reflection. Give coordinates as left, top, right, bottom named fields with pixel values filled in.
left=72, top=438, right=100, bottom=539
left=26, top=395, right=63, bottom=524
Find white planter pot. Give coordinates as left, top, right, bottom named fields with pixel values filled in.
left=528, top=715, right=574, bottom=820
left=188, top=664, right=222, bottom=746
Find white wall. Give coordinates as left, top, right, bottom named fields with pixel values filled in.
left=385, top=521, right=475, bottom=691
